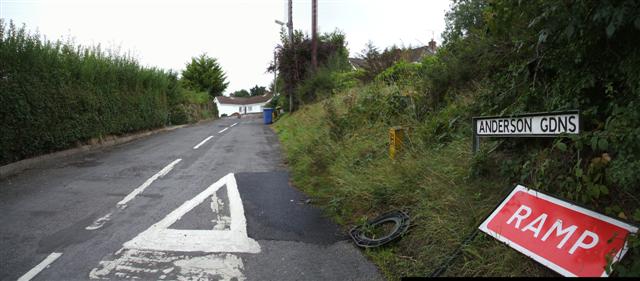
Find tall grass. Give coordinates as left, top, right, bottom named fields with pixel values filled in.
left=273, top=85, right=555, bottom=278
left=0, top=20, right=210, bottom=165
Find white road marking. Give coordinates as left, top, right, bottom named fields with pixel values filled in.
left=210, top=192, right=231, bottom=230
left=230, top=122, right=238, bottom=127
left=218, top=127, right=229, bottom=134
left=89, top=249, right=245, bottom=281
left=174, top=253, right=245, bottom=281
left=123, top=173, right=260, bottom=253
left=193, top=136, right=213, bottom=149
left=117, top=159, right=182, bottom=209
left=17, top=252, right=62, bottom=281
left=85, top=212, right=113, bottom=230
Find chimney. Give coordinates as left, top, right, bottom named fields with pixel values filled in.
left=428, top=39, right=437, bottom=53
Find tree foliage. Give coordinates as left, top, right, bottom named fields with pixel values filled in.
left=229, top=85, right=267, bottom=98
left=269, top=30, right=350, bottom=111
left=358, top=42, right=404, bottom=82
left=181, top=54, right=228, bottom=98
left=431, top=0, right=640, bottom=274
left=230, top=89, right=250, bottom=97
left=249, top=85, right=267, bottom=96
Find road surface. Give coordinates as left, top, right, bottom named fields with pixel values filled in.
left=0, top=116, right=383, bottom=281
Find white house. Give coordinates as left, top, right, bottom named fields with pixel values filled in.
left=214, top=93, right=273, bottom=117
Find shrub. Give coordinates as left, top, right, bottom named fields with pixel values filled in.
left=169, top=104, right=191, bottom=125
left=375, top=60, right=420, bottom=87
left=270, top=30, right=351, bottom=111
left=436, top=0, right=640, bottom=274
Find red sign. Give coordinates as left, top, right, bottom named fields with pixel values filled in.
left=479, top=185, right=638, bottom=277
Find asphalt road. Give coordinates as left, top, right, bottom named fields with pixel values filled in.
left=0, top=116, right=383, bottom=281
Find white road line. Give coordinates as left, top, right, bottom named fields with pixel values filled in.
left=117, top=159, right=182, bottom=208
left=89, top=249, right=245, bottom=280
left=123, top=173, right=260, bottom=253
left=85, top=212, right=113, bottom=230
left=230, top=122, right=238, bottom=127
left=193, top=136, right=214, bottom=149
left=218, top=127, right=229, bottom=134
left=17, top=252, right=63, bottom=281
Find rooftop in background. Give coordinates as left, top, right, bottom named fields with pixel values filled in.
left=215, top=93, right=274, bottom=105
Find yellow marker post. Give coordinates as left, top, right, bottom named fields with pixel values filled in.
left=389, top=126, right=404, bottom=159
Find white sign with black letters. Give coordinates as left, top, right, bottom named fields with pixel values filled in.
left=474, top=112, right=579, bottom=136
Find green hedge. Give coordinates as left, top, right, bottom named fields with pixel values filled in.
left=169, top=89, right=217, bottom=125
left=0, top=20, right=180, bottom=165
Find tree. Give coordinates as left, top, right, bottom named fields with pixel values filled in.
left=358, top=42, right=404, bottom=81
left=249, top=85, right=267, bottom=96
left=268, top=30, right=349, bottom=111
left=181, top=54, right=228, bottom=98
left=230, top=89, right=250, bottom=97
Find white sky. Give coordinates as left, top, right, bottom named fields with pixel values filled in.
left=1, top=0, right=451, bottom=95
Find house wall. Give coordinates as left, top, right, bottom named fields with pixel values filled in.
left=214, top=100, right=271, bottom=117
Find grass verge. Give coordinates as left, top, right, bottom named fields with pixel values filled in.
left=273, top=88, right=556, bottom=278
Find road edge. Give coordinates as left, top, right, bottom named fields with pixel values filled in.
left=0, top=121, right=210, bottom=179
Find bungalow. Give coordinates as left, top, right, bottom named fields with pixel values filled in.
left=214, top=93, right=273, bottom=117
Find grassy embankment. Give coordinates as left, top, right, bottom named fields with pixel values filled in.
left=271, top=0, right=640, bottom=278
left=273, top=84, right=555, bottom=278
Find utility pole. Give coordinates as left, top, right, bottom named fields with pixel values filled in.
left=287, top=0, right=294, bottom=44
left=287, top=0, right=294, bottom=112
left=311, top=0, right=318, bottom=70
left=273, top=50, right=277, bottom=97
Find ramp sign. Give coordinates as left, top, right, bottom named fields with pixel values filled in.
left=479, top=185, right=638, bottom=277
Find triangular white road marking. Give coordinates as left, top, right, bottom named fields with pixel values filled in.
left=123, top=173, right=260, bottom=253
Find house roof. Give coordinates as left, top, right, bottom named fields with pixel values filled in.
left=403, top=46, right=435, bottom=63
left=215, top=93, right=273, bottom=105
left=348, top=57, right=367, bottom=70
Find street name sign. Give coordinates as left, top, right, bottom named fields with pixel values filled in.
left=471, top=111, right=580, bottom=153
left=474, top=111, right=579, bottom=136
left=479, top=185, right=638, bottom=277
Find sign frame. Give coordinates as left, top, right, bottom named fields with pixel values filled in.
left=479, top=185, right=638, bottom=277
left=471, top=110, right=580, bottom=153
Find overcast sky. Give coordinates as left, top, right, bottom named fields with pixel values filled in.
left=1, top=0, right=451, bottom=95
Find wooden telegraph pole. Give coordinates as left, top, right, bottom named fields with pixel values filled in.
left=273, top=50, right=277, bottom=96
left=311, top=0, right=318, bottom=70
left=287, top=0, right=294, bottom=43
left=287, top=0, right=294, bottom=112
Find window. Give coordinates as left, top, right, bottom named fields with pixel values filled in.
left=248, top=106, right=252, bottom=112
left=238, top=106, right=242, bottom=112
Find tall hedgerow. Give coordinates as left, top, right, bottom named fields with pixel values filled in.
left=0, top=20, right=197, bottom=165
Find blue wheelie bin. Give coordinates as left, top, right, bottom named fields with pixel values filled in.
left=263, top=108, right=273, bottom=124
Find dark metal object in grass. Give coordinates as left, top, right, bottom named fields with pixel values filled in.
left=349, top=210, right=410, bottom=248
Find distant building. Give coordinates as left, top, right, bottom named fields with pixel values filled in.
left=348, top=57, right=367, bottom=70
left=214, top=93, right=273, bottom=117
left=403, top=39, right=438, bottom=63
